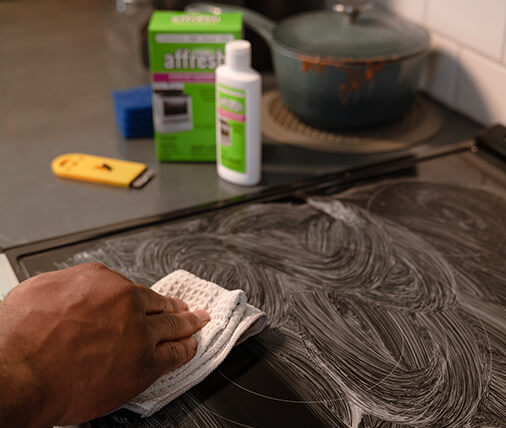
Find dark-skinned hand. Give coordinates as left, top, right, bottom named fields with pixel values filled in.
left=0, top=262, right=209, bottom=427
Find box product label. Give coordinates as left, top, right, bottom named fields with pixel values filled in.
left=148, top=12, right=242, bottom=162
left=217, top=83, right=246, bottom=173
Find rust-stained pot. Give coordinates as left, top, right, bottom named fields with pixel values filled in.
left=189, top=2, right=430, bottom=130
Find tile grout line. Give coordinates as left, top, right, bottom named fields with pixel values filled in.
left=422, top=0, right=430, bottom=25
left=501, top=18, right=506, bottom=64
left=428, top=29, right=505, bottom=68
left=378, top=0, right=506, bottom=65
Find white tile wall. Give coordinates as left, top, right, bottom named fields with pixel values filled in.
left=373, top=0, right=427, bottom=25
left=372, top=0, right=506, bottom=126
left=419, top=34, right=459, bottom=106
left=426, top=0, right=506, bottom=61
left=456, top=49, right=506, bottom=125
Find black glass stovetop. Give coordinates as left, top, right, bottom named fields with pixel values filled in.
left=5, top=127, right=506, bottom=428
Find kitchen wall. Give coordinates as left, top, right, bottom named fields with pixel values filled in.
left=373, top=0, right=506, bottom=126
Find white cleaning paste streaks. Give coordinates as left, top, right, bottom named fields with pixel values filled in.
left=55, top=180, right=506, bottom=427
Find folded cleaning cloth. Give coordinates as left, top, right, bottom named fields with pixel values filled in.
left=122, top=270, right=268, bottom=417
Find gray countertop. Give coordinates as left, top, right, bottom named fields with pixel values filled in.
left=0, top=0, right=481, bottom=249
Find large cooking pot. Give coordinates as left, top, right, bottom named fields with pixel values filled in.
left=187, top=1, right=430, bottom=130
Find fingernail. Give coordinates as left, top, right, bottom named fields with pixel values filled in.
left=187, top=336, right=198, bottom=350
left=194, top=309, right=210, bottom=324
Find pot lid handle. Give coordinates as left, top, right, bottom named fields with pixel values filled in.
left=185, top=3, right=275, bottom=44
left=330, top=0, right=371, bottom=23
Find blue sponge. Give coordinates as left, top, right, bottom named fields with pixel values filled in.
left=112, top=85, right=154, bottom=139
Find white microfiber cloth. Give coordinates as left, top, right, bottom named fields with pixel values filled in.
left=122, top=270, right=267, bottom=417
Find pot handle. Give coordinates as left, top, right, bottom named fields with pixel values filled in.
left=185, top=3, right=275, bottom=45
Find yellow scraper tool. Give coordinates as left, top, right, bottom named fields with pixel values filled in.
left=51, top=153, right=154, bottom=188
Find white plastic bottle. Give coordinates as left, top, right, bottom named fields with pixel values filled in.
left=215, top=40, right=261, bottom=186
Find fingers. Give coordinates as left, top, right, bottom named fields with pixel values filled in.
left=155, top=336, right=199, bottom=374
left=75, top=263, right=189, bottom=315
left=135, top=285, right=188, bottom=314
left=70, top=264, right=190, bottom=315
left=148, top=309, right=210, bottom=343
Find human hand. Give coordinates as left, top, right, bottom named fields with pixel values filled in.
left=0, top=262, right=209, bottom=427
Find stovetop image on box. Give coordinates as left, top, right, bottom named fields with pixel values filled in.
left=6, top=134, right=506, bottom=427
left=153, top=83, right=193, bottom=133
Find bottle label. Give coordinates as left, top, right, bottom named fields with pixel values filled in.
left=217, top=83, right=246, bottom=173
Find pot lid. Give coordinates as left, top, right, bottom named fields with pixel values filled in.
left=273, top=7, right=430, bottom=61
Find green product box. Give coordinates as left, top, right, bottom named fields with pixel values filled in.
left=148, top=11, right=242, bottom=162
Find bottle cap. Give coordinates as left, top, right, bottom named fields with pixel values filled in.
left=225, top=40, right=251, bottom=70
